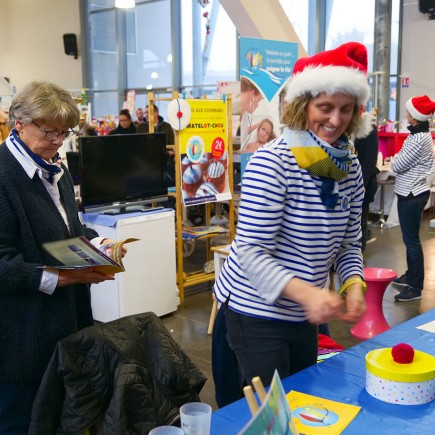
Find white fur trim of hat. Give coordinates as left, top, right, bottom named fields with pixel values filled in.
left=405, top=95, right=435, bottom=122
left=285, top=65, right=370, bottom=106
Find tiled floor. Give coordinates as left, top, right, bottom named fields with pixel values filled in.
left=162, top=212, right=435, bottom=411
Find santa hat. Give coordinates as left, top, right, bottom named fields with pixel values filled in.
left=405, top=95, right=435, bottom=121
left=285, top=42, right=371, bottom=106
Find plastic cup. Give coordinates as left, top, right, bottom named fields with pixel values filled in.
left=149, top=426, right=183, bottom=435
left=179, top=402, right=212, bottom=435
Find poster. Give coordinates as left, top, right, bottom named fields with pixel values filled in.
left=179, top=99, right=230, bottom=207
left=238, top=37, right=298, bottom=154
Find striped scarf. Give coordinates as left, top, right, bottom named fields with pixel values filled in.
left=285, top=128, right=352, bottom=209
left=9, top=129, right=63, bottom=184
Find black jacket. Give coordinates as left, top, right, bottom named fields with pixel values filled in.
left=136, top=116, right=175, bottom=145
left=29, top=312, right=207, bottom=435
left=0, top=142, right=97, bottom=382
left=354, top=125, right=380, bottom=203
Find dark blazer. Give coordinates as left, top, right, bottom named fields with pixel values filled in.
left=0, top=143, right=98, bottom=382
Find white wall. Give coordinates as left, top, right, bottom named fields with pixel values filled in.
left=0, top=0, right=82, bottom=91
left=400, top=1, right=435, bottom=120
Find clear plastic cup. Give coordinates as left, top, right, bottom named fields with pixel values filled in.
left=149, top=426, right=184, bottom=435
left=179, top=402, right=212, bottom=435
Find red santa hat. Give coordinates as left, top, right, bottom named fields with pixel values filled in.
left=285, top=42, right=371, bottom=106
left=405, top=95, right=435, bottom=122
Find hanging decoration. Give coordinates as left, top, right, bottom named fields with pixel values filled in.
left=203, top=9, right=211, bottom=52
left=167, top=98, right=192, bottom=131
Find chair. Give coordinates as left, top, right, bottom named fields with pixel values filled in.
left=350, top=267, right=397, bottom=340
left=29, top=313, right=207, bottom=435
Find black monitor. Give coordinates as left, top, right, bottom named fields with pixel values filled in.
left=79, top=133, right=167, bottom=213
left=66, top=151, right=80, bottom=186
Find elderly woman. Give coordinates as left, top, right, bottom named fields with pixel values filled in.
left=0, top=81, right=117, bottom=433
left=213, top=42, right=369, bottom=394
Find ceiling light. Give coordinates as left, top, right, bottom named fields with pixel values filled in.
left=115, top=0, right=135, bottom=9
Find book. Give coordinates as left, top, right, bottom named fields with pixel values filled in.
left=286, top=391, right=361, bottom=435
left=181, top=225, right=229, bottom=239
left=239, top=371, right=299, bottom=435
left=42, top=236, right=138, bottom=274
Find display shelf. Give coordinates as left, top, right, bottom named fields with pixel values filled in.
left=150, top=91, right=235, bottom=303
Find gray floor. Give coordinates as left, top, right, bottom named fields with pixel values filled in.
left=162, top=212, right=435, bottom=411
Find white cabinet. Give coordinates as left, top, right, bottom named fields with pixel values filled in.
left=84, top=210, right=178, bottom=322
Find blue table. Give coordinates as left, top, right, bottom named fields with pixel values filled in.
left=211, top=309, right=435, bottom=434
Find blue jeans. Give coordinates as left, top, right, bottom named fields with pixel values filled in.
left=397, top=190, right=430, bottom=290
left=225, top=309, right=318, bottom=388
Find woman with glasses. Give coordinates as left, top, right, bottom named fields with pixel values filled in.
left=0, top=80, right=118, bottom=433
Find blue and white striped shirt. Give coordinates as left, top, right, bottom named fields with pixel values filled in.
left=391, top=131, right=434, bottom=197
left=213, top=128, right=365, bottom=322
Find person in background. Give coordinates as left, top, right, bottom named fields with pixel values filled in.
left=137, top=103, right=175, bottom=145
left=213, top=42, right=368, bottom=398
left=109, top=109, right=136, bottom=135
left=0, top=80, right=121, bottom=433
left=391, top=95, right=435, bottom=301
left=137, top=104, right=176, bottom=186
left=353, top=110, right=379, bottom=251
left=135, top=107, right=144, bottom=126
left=243, top=118, right=276, bottom=154
left=0, top=108, right=10, bottom=142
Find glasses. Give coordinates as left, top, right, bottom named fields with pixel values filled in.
left=32, top=121, right=76, bottom=140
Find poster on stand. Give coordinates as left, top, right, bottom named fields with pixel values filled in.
left=179, top=99, right=230, bottom=207
left=238, top=37, right=298, bottom=156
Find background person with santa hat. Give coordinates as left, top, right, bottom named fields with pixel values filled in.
left=212, top=42, right=369, bottom=394
left=391, top=95, right=435, bottom=302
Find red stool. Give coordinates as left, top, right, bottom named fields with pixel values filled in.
left=350, top=267, right=397, bottom=340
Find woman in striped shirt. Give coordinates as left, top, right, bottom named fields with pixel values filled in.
left=213, top=42, right=369, bottom=390
left=391, top=95, right=435, bottom=302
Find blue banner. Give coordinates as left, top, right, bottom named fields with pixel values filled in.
left=240, top=37, right=298, bottom=102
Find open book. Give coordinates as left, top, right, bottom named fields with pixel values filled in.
left=42, top=236, right=138, bottom=274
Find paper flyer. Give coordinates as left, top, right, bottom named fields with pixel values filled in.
left=42, top=236, right=138, bottom=274
left=179, top=99, right=231, bottom=207
left=239, top=370, right=299, bottom=435
left=286, top=391, right=361, bottom=435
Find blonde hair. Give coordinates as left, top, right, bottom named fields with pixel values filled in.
left=281, top=93, right=361, bottom=137
left=8, top=80, right=80, bottom=129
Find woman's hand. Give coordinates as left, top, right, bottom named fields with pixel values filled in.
left=300, top=288, right=345, bottom=325
left=100, top=238, right=128, bottom=259
left=338, top=285, right=366, bottom=323
left=282, top=277, right=344, bottom=325
left=57, top=268, right=115, bottom=287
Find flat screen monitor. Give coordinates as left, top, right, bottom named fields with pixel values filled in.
left=79, top=133, right=167, bottom=212
left=66, top=151, right=80, bottom=186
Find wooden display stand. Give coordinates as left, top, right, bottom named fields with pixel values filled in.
left=148, top=92, right=235, bottom=303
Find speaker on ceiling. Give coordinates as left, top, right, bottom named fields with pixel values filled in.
left=63, top=33, right=78, bottom=59
left=419, top=0, right=435, bottom=19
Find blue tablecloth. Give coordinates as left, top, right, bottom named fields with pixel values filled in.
left=211, top=309, right=435, bottom=434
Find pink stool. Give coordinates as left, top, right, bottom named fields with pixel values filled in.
left=350, top=267, right=397, bottom=340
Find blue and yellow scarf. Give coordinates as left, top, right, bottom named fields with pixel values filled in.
left=284, top=128, right=352, bottom=209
